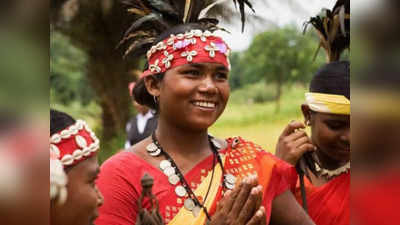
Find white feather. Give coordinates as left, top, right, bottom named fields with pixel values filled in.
left=198, top=0, right=229, bottom=20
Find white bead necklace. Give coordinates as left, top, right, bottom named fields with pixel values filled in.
left=315, top=161, right=350, bottom=178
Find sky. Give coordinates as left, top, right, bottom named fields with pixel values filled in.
left=218, top=0, right=337, bottom=51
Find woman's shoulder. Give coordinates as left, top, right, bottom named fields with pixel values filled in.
left=224, top=136, right=293, bottom=167
left=224, top=136, right=269, bottom=155
left=100, top=150, right=147, bottom=173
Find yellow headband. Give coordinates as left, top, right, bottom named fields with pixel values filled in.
left=305, top=92, right=350, bottom=115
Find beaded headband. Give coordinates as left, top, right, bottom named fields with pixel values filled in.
left=141, top=29, right=231, bottom=78
left=50, top=120, right=100, bottom=167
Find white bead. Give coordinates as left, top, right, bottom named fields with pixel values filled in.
left=61, top=155, right=74, bottom=165
left=73, top=150, right=83, bottom=160
left=51, top=134, right=61, bottom=143
left=50, top=144, right=60, bottom=158
left=75, top=135, right=88, bottom=149
left=82, top=148, right=91, bottom=156
left=60, top=130, right=71, bottom=139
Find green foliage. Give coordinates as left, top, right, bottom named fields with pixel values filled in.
left=229, top=81, right=276, bottom=104
left=229, top=26, right=325, bottom=93
left=243, top=26, right=324, bottom=86
left=50, top=31, right=94, bottom=106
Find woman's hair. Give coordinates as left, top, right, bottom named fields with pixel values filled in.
left=132, top=23, right=207, bottom=110
left=310, top=60, right=350, bottom=99
left=50, top=109, right=76, bottom=136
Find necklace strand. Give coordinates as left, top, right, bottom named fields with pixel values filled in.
left=151, top=132, right=220, bottom=220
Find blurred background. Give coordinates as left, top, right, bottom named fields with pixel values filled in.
left=49, top=0, right=336, bottom=162
left=2, top=0, right=400, bottom=224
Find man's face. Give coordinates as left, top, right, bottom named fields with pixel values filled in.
left=133, top=101, right=150, bottom=115
left=51, top=155, right=103, bottom=225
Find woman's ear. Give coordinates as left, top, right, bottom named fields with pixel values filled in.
left=143, top=75, right=161, bottom=97
left=301, top=104, right=312, bottom=125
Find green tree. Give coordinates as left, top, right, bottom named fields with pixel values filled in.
left=243, top=26, right=324, bottom=112
left=50, top=31, right=94, bottom=106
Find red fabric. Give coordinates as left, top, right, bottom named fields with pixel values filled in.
left=352, top=170, right=400, bottom=225
left=141, top=34, right=230, bottom=78
left=293, top=172, right=350, bottom=225
left=96, top=137, right=294, bottom=225
left=51, top=124, right=97, bottom=167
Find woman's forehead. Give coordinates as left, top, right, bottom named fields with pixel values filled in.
left=317, top=112, right=350, bottom=121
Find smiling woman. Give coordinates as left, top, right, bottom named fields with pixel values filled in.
left=95, top=1, right=316, bottom=225
left=50, top=109, right=104, bottom=225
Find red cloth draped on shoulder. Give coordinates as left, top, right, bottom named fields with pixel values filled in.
left=292, top=171, right=350, bottom=225
left=95, top=137, right=296, bottom=225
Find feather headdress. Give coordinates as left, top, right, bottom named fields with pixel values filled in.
left=119, top=0, right=255, bottom=57
left=304, top=0, right=350, bottom=62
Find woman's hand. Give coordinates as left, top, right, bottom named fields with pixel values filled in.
left=275, top=121, right=316, bottom=165
left=209, top=175, right=266, bottom=225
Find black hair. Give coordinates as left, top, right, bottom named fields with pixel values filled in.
left=50, top=109, right=76, bottom=136
left=132, top=23, right=207, bottom=110
left=310, top=60, right=350, bottom=99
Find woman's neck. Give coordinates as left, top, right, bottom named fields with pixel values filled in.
left=155, top=118, right=211, bottom=158
left=316, top=149, right=349, bottom=170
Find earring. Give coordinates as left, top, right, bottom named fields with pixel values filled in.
left=153, top=95, right=158, bottom=104
left=305, top=120, right=311, bottom=126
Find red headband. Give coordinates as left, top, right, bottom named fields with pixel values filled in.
left=141, top=29, right=231, bottom=78
left=50, top=120, right=99, bottom=167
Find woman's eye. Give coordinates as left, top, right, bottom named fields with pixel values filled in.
left=215, top=72, right=228, bottom=80
left=326, top=121, right=345, bottom=130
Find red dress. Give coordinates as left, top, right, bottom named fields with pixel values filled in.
left=293, top=171, right=350, bottom=225
left=96, top=137, right=296, bottom=225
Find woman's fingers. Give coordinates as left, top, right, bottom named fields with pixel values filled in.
left=285, top=130, right=308, bottom=142
left=246, top=206, right=266, bottom=225
left=280, top=121, right=305, bottom=137
left=237, top=185, right=263, bottom=224
left=230, top=175, right=258, bottom=216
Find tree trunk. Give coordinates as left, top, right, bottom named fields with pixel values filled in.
left=86, top=50, right=138, bottom=142
left=275, top=77, right=282, bottom=113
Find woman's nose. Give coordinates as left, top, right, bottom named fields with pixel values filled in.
left=198, top=76, right=217, bottom=94
left=340, top=128, right=351, bottom=144
left=96, top=186, right=104, bottom=207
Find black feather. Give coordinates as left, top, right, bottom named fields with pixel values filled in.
left=145, top=0, right=179, bottom=19
left=123, top=13, right=166, bottom=38
left=303, top=0, right=349, bottom=62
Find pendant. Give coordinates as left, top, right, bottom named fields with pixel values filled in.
left=225, top=174, right=236, bottom=184
left=163, top=166, right=176, bottom=176
left=225, top=182, right=235, bottom=190
left=210, top=138, right=222, bottom=149
left=146, top=143, right=161, bottom=156
left=224, top=173, right=236, bottom=189
left=184, top=198, right=195, bottom=211
left=168, top=174, right=180, bottom=185
left=146, top=143, right=158, bottom=152
left=149, top=148, right=161, bottom=156
left=160, top=160, right=171, bottom=170
left=192, top=205, right=202, bottom=217
left=175, top=185, right=187, bottom=197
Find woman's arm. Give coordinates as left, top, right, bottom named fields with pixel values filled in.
left=270, top=190, right=315, bottom=225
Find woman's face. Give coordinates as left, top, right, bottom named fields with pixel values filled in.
left=51, top=155, right=103, bottom=225
left=303, top=105, right=350, bottom=162
left=155, top=62, right=230, bottom=131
